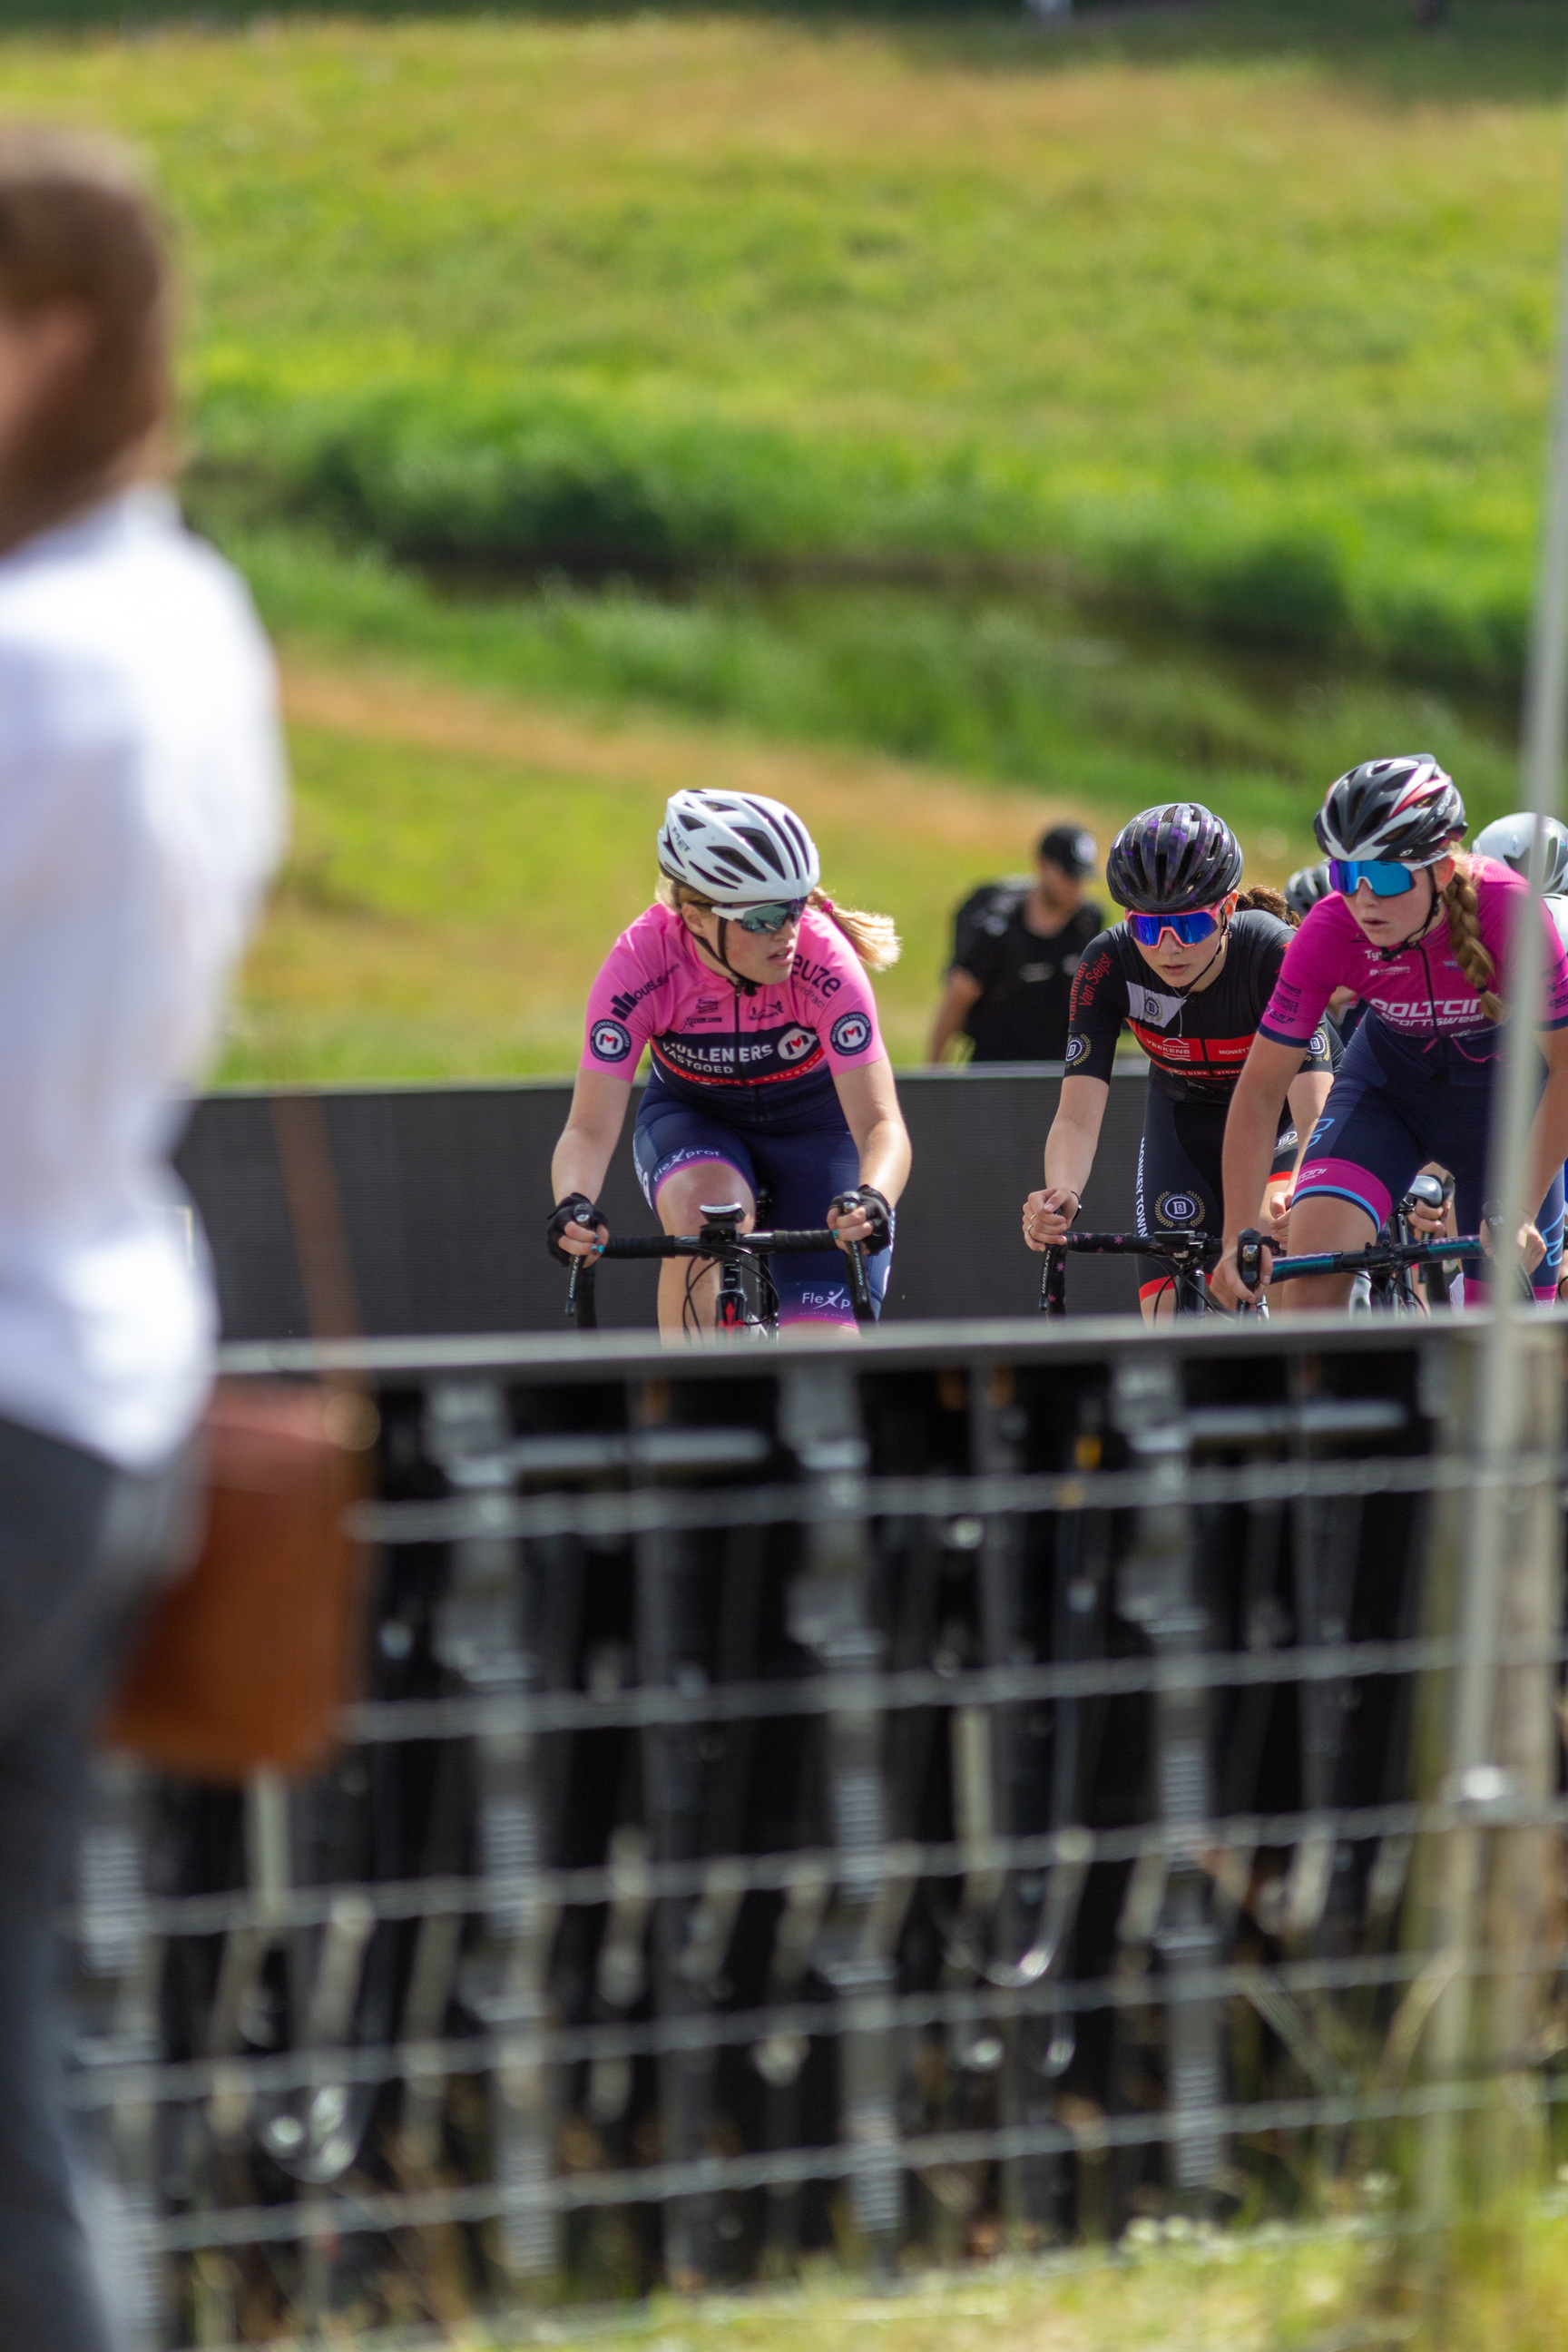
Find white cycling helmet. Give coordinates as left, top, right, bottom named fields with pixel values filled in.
left=657, top=789, right=820, bottom=906
left=1473, top=811, right=1568, bottom=897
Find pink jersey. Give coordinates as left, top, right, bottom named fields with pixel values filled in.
left=1259, top=857, right=1568, bottom=1049
left=581, top=901, right=886, bottom=1092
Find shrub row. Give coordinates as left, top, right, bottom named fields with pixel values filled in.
left=193, top=366, right=1534, bottom=694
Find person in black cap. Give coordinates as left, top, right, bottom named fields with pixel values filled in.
left=928, top=823, right=1102, bottom=1064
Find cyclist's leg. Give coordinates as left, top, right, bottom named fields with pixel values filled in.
left=748, top=1118, right=893, bottom=1332
left=1134, top=1093, right=1223, bottom=1323
left=632, top=1098, right=758, bottom=1336
left=1283, top=1030, right=1424, bottom=1311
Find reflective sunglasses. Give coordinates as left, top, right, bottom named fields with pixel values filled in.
left=1128, top=906, right=1224, bottom=947
left=730, top=898, right=808, bottom=934
left=1328, top=858, right=1417, bottom=899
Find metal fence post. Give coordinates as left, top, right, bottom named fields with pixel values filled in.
left=780, top=1360, right=905, bottom=2274
left=1110, top=1356, right=1221, bottom=2206
left=426, top=1379, right=559, bottom=2289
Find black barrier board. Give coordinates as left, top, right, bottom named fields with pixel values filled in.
left=175, top=1066, right=1152, bottom=1339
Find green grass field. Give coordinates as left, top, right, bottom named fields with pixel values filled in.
left=1, top=0, right=1561, bottom=1077
left=8, top=1, right=1568, bottom=678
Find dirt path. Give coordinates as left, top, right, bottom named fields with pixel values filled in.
left=279, top=656, right=1104, bottom=863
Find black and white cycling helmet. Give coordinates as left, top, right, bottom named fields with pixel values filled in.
left=1105, top=802, right=1243, bottom=914
left=1473, top=811, right=1568, bottom=896
left=1284, top=862, right=1333, bottom=922
left=1313, top=755, right=1465, bottom=866
left=656, top=789, right=820, bottom=906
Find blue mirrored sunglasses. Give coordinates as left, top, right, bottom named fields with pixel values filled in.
left=732, top=898, right=808, bottom=934
left=1328, top=858, right=1416, bottom=899
left=1129, top=906, right=1222, bottom=946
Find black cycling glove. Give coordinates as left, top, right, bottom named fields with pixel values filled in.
left=547, top=1194, right=606, bottom=1267
left=828, top=1185, right=893, bottom=1255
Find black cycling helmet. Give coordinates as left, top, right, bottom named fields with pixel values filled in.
left=1105, top=802, right=1242, bottom=915
left=1473, top=812, right=1568, bottom=896
left=1284, top=862, right=1333, bottom=922
left=1313, top=755, right=1465, bottom=866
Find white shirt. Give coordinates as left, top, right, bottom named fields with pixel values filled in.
left=0, top=489, right=285, bottom=1467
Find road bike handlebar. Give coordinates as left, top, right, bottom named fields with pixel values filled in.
left=1237, top=1231, right=1484, bottom=1286
left=567, top=1225, right=873, bottom=1328
left=1039, top=1227, right=1214, bottom=1260
left=1038, top=1228, right=1215, bottom=1319
left=590, top=1227, right=841, bottom=1259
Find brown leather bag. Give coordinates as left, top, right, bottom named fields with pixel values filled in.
left=101, top=1380, right=373, bottom=1782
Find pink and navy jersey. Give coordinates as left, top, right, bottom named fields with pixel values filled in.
left=1259, top=857, right=1568, bottom=1052
left=580, top=901, right=886, bottom=1097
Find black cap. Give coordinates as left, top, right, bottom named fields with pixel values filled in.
left=1038, top=823, right=1097, bottom=878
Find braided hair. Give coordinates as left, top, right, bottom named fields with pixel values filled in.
left=1438, top=856, right=1504, bottom=1023
left=1235, top=885, right=1292, bottom=926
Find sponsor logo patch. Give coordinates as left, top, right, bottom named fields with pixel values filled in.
left=1064, top=1034, right=1090, bottom=1065
left=1308, top=1112, right=1335, bottom=1147
left=1308, top=1028, right=1329, bottom=1058
left=589, top=1017, right=633, bottom=1063
left=1156, top=1191, right=1200, bottom=1227
left=1127, top=981, right=1186, bottom=1029
left=778, top=1024, right=816, bottom=1063
left=830, top=1010, right=874, bottom=1056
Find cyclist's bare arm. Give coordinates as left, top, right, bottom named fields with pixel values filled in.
left=550, top=1068, right=631, bottom=1255
left=1260, top=1068, right=1334, bottom=1235
left=1524, top=1024, right=1568, bottom=1229
left=927, top=968, right=983, bottom=1065
left=1213, top=1036, right=1306, bottom=1306
left=1024, top=1073, right=1108, bottom=1250
left=828, top=1058, right=911, bottom=1250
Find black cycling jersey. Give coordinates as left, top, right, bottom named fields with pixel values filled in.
left=958, top=897, right=1103, bottom=1062
left=1065, top=909, right=1335, bottom=1104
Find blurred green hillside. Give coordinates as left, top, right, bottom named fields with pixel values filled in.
left=6, top=0, right=1565, bottom=681
left=0, top=0, right=1560, bottom=1075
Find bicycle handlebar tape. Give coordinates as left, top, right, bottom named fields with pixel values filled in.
left=828, top=1186, right=893, bottom=1254
left=547, top=1194, right=605, bottom=1267
left=1237, top=1229, right=1263, bottom=1292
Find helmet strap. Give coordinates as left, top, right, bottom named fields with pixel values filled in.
left=708, top=916, right=757, bottom=994
left=1377, top=866, right=1445, bottom=959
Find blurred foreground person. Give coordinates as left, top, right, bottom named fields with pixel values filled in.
left=0, top=130, right=283, bottom=2347
left=928, top=822, right=1101, bottom=1063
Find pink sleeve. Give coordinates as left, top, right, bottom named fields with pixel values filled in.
left=580, top=915, right=668, bottom=1074
left=1257, top=899, right=1343, bottom=1046
left=1475, top=863, right=1568, bottom=1030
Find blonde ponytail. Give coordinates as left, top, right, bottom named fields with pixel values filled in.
left=657, top=877, right=901, bottom=973
left=1440, top=856, right=1505, bottom=1023
left=807, top=887, right=901, bottom=973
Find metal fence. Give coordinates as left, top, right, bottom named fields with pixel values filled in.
left=67, top=1310, right=1567, bottom=2347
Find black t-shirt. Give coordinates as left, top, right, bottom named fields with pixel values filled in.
left=959, top=897, right=1104, bottom=1063
left=1065, top=909, right=1336, bottom=1104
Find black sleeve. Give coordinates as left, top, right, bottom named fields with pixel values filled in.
left=1063, top=929, right=1127, bottom=1081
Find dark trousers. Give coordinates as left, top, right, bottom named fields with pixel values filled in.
left=0, top=1416, right=197, bottom=2352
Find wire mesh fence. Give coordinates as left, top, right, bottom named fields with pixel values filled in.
left=66, top=1313, right=1567, bottom=2346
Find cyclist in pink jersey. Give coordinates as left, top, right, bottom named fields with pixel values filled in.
left=548, top=789, right=910, bottom=1335
left=1213, top=756, right=1568, bottom=1311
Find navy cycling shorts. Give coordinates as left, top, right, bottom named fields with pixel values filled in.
left=1134, top=1087, right=1299, bottom=1304
left=632, top=1080, right=892, bottom=1328
left=1291, top=1016, right=1563, bottom=1302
